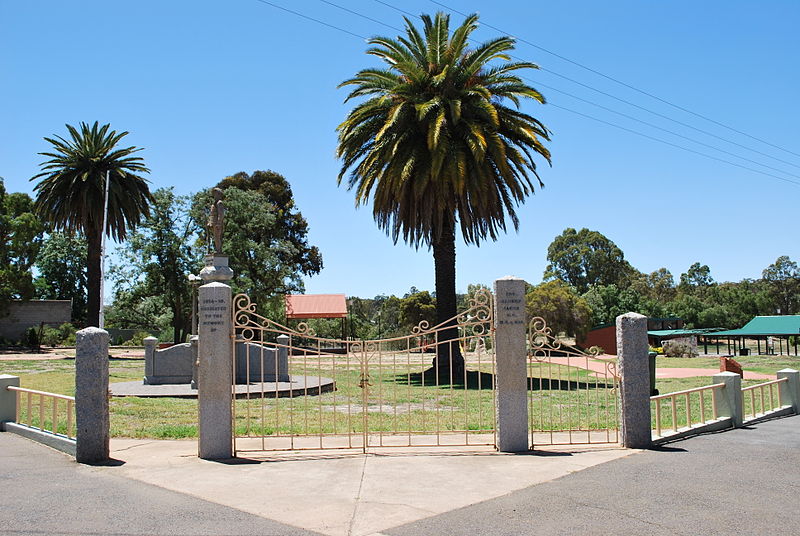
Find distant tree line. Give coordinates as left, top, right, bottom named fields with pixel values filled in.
left=527, top=227, right=799, bottom=339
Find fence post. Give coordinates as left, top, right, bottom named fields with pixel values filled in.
left=617, top=312, right=652, bottom=448
left=190, top=335, right=199, bottom=389
left=712, top=372, right=743, bottom=427
left=777, top=369, right=799, bottom=413
left=75, top=327, right=110, bottom=464
left=277, top=335, right=290, bottom=381
left=493, top=276, right=529, bottom=452
left=143, top=336, right=158, bottom=385
left=0, top=375, right=20, bottom=428
left=197, top=254, right=234, bottom=460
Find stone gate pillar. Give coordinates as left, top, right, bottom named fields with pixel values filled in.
left=493, top=276, right=529, bottom=452
left=617, top=312, right=652, bottom=449
left=75, top=327, right=110, bottom=464
left=197, top=255, right=234, bottom=459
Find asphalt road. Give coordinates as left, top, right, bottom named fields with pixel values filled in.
left=386, top=414, right=800, bottom=536
left=0, top=433, right=320, bottom=536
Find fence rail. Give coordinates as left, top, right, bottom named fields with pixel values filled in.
left=742, top=377, right=788, bottom=420
left=651, top=383, right=725, bottom=437
left=7, top=385, right=75, bottom=439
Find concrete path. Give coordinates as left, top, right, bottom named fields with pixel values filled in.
left=383, top=414, right=800, bottom=536
left=547, top=356, right=774, bottom=380
left=654, top=367, right=773, bottom=380
left=107, top=439, right=631, bottom=536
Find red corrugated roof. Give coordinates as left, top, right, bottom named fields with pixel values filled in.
left=285, top=294, right=348, bottom=319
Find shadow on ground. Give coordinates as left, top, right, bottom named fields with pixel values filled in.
left=391, top=369, right=613, bottom=391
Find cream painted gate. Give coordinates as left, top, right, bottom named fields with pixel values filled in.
left=527, top=317, right=620, bottom=445
left=231, top=289, right=496, bottom=454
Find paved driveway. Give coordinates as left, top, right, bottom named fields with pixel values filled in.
left=385, top=414, right=800, bottom=536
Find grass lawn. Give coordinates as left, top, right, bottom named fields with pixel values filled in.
left=651, top=354, right=798, bottom=432
left=9, top=350, right=791, bottom=441
left=2, top=352, right=619, bottom=440
left=655, top=354, right=800, bottom=374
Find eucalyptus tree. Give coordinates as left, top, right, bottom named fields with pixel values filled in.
left=336, top=12, right=551, bottom=376
left=0, top=179, right=44, bottom=312
left=31, top=122, right=153, bottom=327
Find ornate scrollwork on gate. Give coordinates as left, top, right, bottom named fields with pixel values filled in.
left=234, top=293, right=320, bottom=343
left=528, top=316, right=603, bottom=362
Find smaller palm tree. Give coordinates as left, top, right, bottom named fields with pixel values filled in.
left=32, top=122, right=153, bottom=327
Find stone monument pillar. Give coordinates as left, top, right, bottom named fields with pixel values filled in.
left=493, top=276, right=529, bottom=452
left=616, top=312, right=652, bottom=449
left=197, top=264, right=234, bottom=459
left=197, top=189, right=235, bottom=459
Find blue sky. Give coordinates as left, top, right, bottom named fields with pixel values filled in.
left=2, top=0, right=798, bottom=298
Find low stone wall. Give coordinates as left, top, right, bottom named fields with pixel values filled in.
left=144, top=336, right=288, bottom=386
left=235, top=339, right=289, bottom=383
left=144, top=338, right=195, bottom=385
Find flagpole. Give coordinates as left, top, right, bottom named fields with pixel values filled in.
left=99, top=169, right=110, bottom=329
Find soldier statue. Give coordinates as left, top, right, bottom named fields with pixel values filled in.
left=207, top=188, right=225, bottom=254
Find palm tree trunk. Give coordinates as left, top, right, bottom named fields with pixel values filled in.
left=85, top=226, right=102, bottom=328
left=431, top=219, right=464, bottom=379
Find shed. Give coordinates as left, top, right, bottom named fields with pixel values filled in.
left=707, top=315, right=800, bottom=356
left=284, top=294, right=348, bottom=341
left=284, top=294, right=348, bottom=319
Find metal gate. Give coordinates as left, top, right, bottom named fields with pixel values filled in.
left=527, top=317, right=620, bottom=445
left=231, top=289, right=496, bottom=454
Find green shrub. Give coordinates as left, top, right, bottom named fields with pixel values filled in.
left=57, top=323, right=76, bottom=343
left=40, top=326, right=61, bottom=347
left=663, top=341, right=698, bottom=358
left=24, top=327, right=40, bottom=350
left=121, top=330, right=153, bottom=346
left=157, top=327, right=174, bottom=343
left=39, top=323, right=77, bottom=347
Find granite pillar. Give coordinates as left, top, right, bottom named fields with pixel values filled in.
left=617, top=313, right=652, bottom=449
left=197, top=258, right=234, bottom=460
left=75, top=327, right=110, bottom=464
left=493, top=276, right=529, bottom=452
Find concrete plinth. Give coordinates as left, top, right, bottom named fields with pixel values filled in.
left=0, top=374, right=20, bottom=426
left=493, top=277, right=529, bottom=452
left=777, top=369, right=800, bottom=413
left=75, top=327, right=110, bottom=464
left=713, top=372, right=743, bottom=427
left=617, top=313, right=652, bottom=449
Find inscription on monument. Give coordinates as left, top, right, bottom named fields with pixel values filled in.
left=200, top=298, right=228, bottom=333
left=497, top=290, right=525, bottom=326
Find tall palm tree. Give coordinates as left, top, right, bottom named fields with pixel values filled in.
left=32, top=122, right=153, bottom=327
left=336, top=12, right=551, bottom=377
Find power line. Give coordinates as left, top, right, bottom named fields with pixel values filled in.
left=532, top=79, right=800, bottom=180
left=369, top=0, right=800, bottom=172
left=429, top=0, right=800, bottom=160
left=319, top=0, right=403, bottom=32
left=550, top=103, right=800, bottom=188
left=252, top=0, right=366, bottom=39
left=250, top=0, right=800, bottom=187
